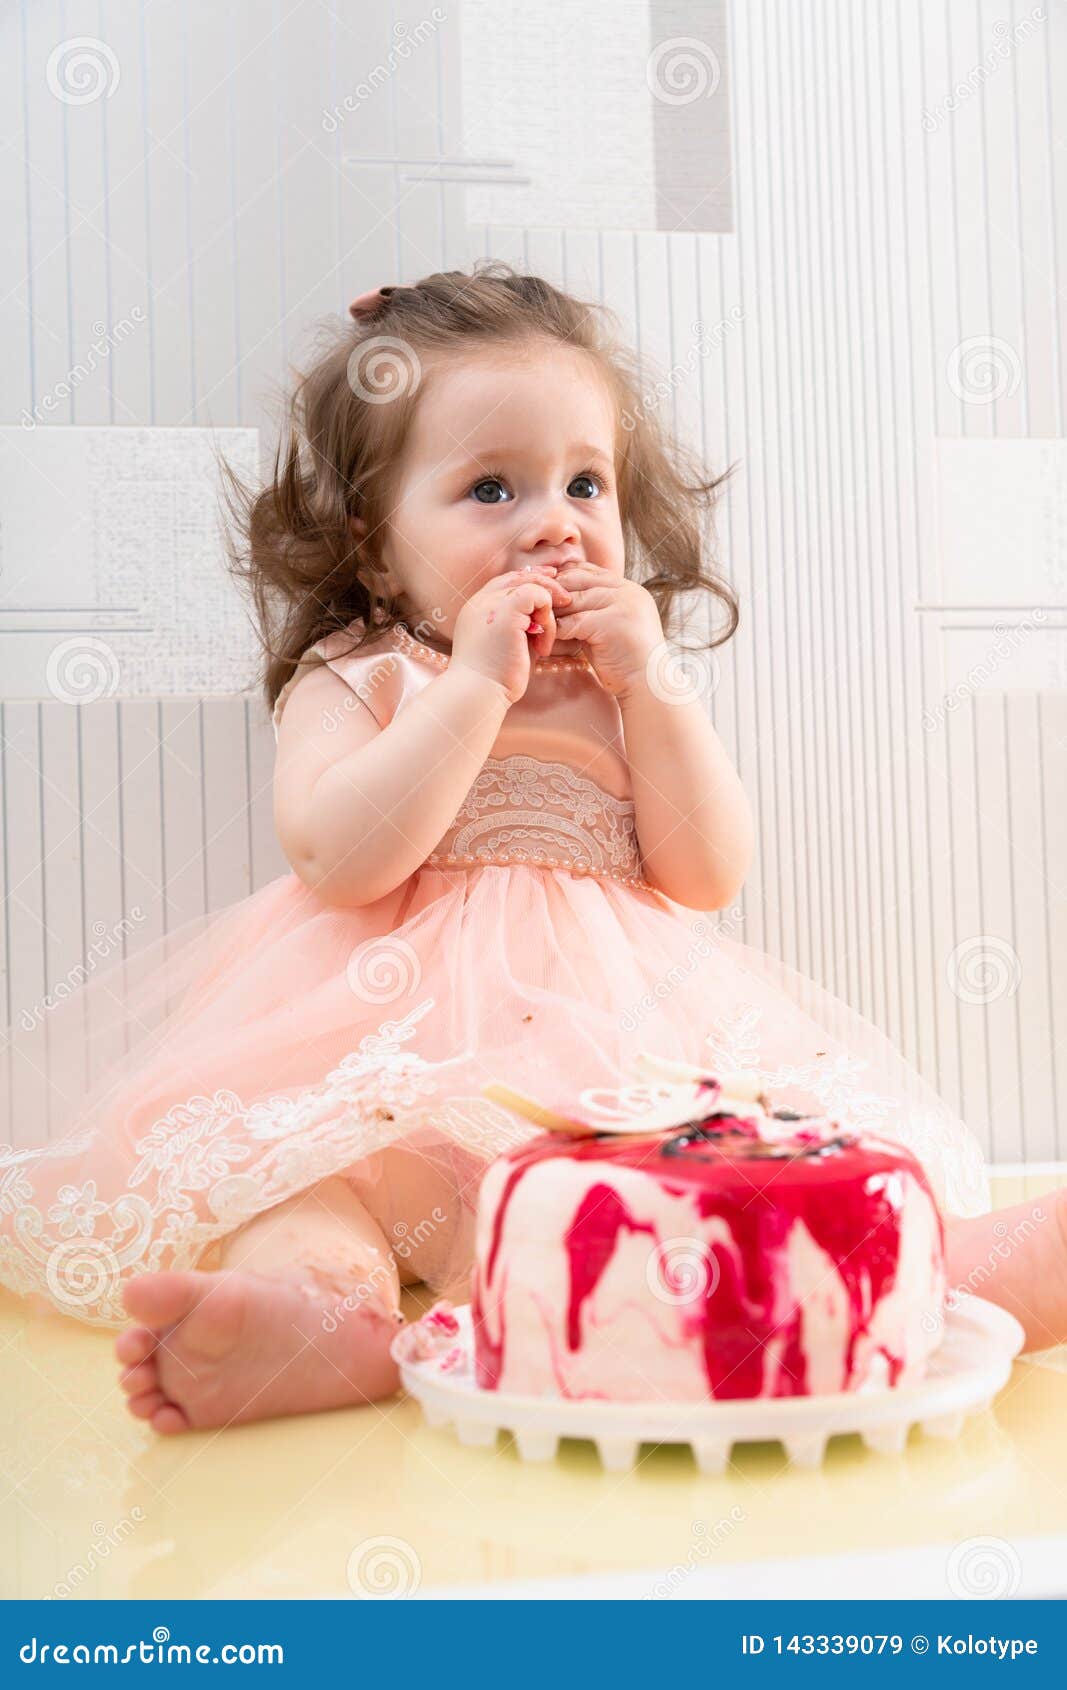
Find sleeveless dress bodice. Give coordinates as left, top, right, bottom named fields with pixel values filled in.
left=272, top=617, right=657, bottom=893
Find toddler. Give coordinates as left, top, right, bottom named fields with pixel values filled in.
left=2, top=264, right=1064, bottom=1436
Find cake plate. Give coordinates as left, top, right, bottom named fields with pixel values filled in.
left=391, top=1293, right=1025, bottom=1473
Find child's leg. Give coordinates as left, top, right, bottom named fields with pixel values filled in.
left=343, top=1140, right=477, bottom=1297
left=944, top=1186, right=1067, bottom=1353
left=114, top=1176, right=405, bottom=1435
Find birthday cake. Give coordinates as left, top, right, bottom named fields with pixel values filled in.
left=466, top=1060, right=947, bottom=1402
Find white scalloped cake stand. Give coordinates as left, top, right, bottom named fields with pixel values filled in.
left=394, top=1293, right=1025, bottom=1473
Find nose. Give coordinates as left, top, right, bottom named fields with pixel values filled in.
left=519, top=496, right=581, bottom=561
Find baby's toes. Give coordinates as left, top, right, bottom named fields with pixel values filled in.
left=148, top=1401, right=192, bottom=1436
left=126, top=1389, right=191, bottom=1433
left=118, top=1359, right=159, bottom=1397
left=115, top=1324, right=157, bottom=1368
left=126, top=1387, right=170, bottom=1421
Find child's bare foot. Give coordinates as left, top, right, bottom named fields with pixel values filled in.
left=944, top=1186, right=1067, bottom=1354
left=114, top=1268, right=403, bottom=1434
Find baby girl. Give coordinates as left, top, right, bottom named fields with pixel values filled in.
left=2, top=265, right=1064, bottom=1433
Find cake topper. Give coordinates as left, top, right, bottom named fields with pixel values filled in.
left=481, top=1050, right=784, bottom=1141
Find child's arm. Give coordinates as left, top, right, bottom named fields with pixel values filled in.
left=618, top=678, right=754, bottom=911
left=273, top=660, right=511, bottom=906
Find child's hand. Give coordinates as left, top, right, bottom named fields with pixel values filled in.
left=550, top=563, right=665, bottom=699
left=451, top=566, right=574, bottom=703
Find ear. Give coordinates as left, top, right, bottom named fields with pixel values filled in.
left=349, top=515, right=394, bottom=592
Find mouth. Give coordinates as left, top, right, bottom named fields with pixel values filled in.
left=527, top=554, right=582, bottom=571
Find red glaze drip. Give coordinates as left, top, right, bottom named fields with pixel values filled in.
left=470, top=1263, right=506, bottom=1389
left=563, top=1183, right=657, bottom=1351
left=690, top=1173, right=907, bottom=1396
left=485, top=1158, right=537, bottom=1286
left=471, top=1120, right=945, bottom=1398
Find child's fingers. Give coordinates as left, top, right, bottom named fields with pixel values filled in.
left=554, top=559, right=611, bottom=579
left=525, top=592, right=559, bottom=657
left=550, top=577, right=610, bottom=605
left=553, top=608, right=591, bottom=642
left=552, top=566, right=614, bottom=600
left=491, top=572, right=570, bottom=652
left=503, top=578, right=570, bottom=640
left=502, top=572, right=571, bottom=603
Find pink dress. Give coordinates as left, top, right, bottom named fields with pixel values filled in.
left=0, top=617, right=991, bottom=1328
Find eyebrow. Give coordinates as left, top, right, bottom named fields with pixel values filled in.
left=443, top=442, right=615, bottom=473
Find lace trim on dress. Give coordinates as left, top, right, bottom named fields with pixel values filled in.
left=425, top=754, right=658, bottom=893
left=0, top=1000, right=526, bottom=1328
left=0, top=992, right=991, bottom=1329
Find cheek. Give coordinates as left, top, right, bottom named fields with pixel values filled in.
left=449, top=511, right=512, bottom=567
left=406, top=504, right=468, bottom=562
left=430, top=511, right=506, bottom=594
left=587, top=516, right=626, bottom=574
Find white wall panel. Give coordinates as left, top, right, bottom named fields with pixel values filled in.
left=0, top=0, right=1063, bottom=1159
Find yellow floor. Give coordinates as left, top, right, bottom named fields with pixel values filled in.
left=2, top=1172, right=1065, bottom=1599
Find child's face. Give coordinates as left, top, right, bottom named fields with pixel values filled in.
left=356, top=343, right=625, bottom=653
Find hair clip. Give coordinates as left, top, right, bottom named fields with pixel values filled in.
left=348, top=286, right=395, bottom=320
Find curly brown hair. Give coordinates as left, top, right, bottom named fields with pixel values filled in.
left=219, top=259, right=739, bottom=713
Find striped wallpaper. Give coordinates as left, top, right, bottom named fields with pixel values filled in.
left=0, top=0, right=1064, bottom=1159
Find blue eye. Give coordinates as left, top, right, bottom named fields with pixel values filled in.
left=469, top=477, right=510, bottom=504
left=466, top=469, right=606, bottom=504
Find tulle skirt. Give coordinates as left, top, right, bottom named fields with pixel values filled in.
left=0, top=865, right=992, bottom=1327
